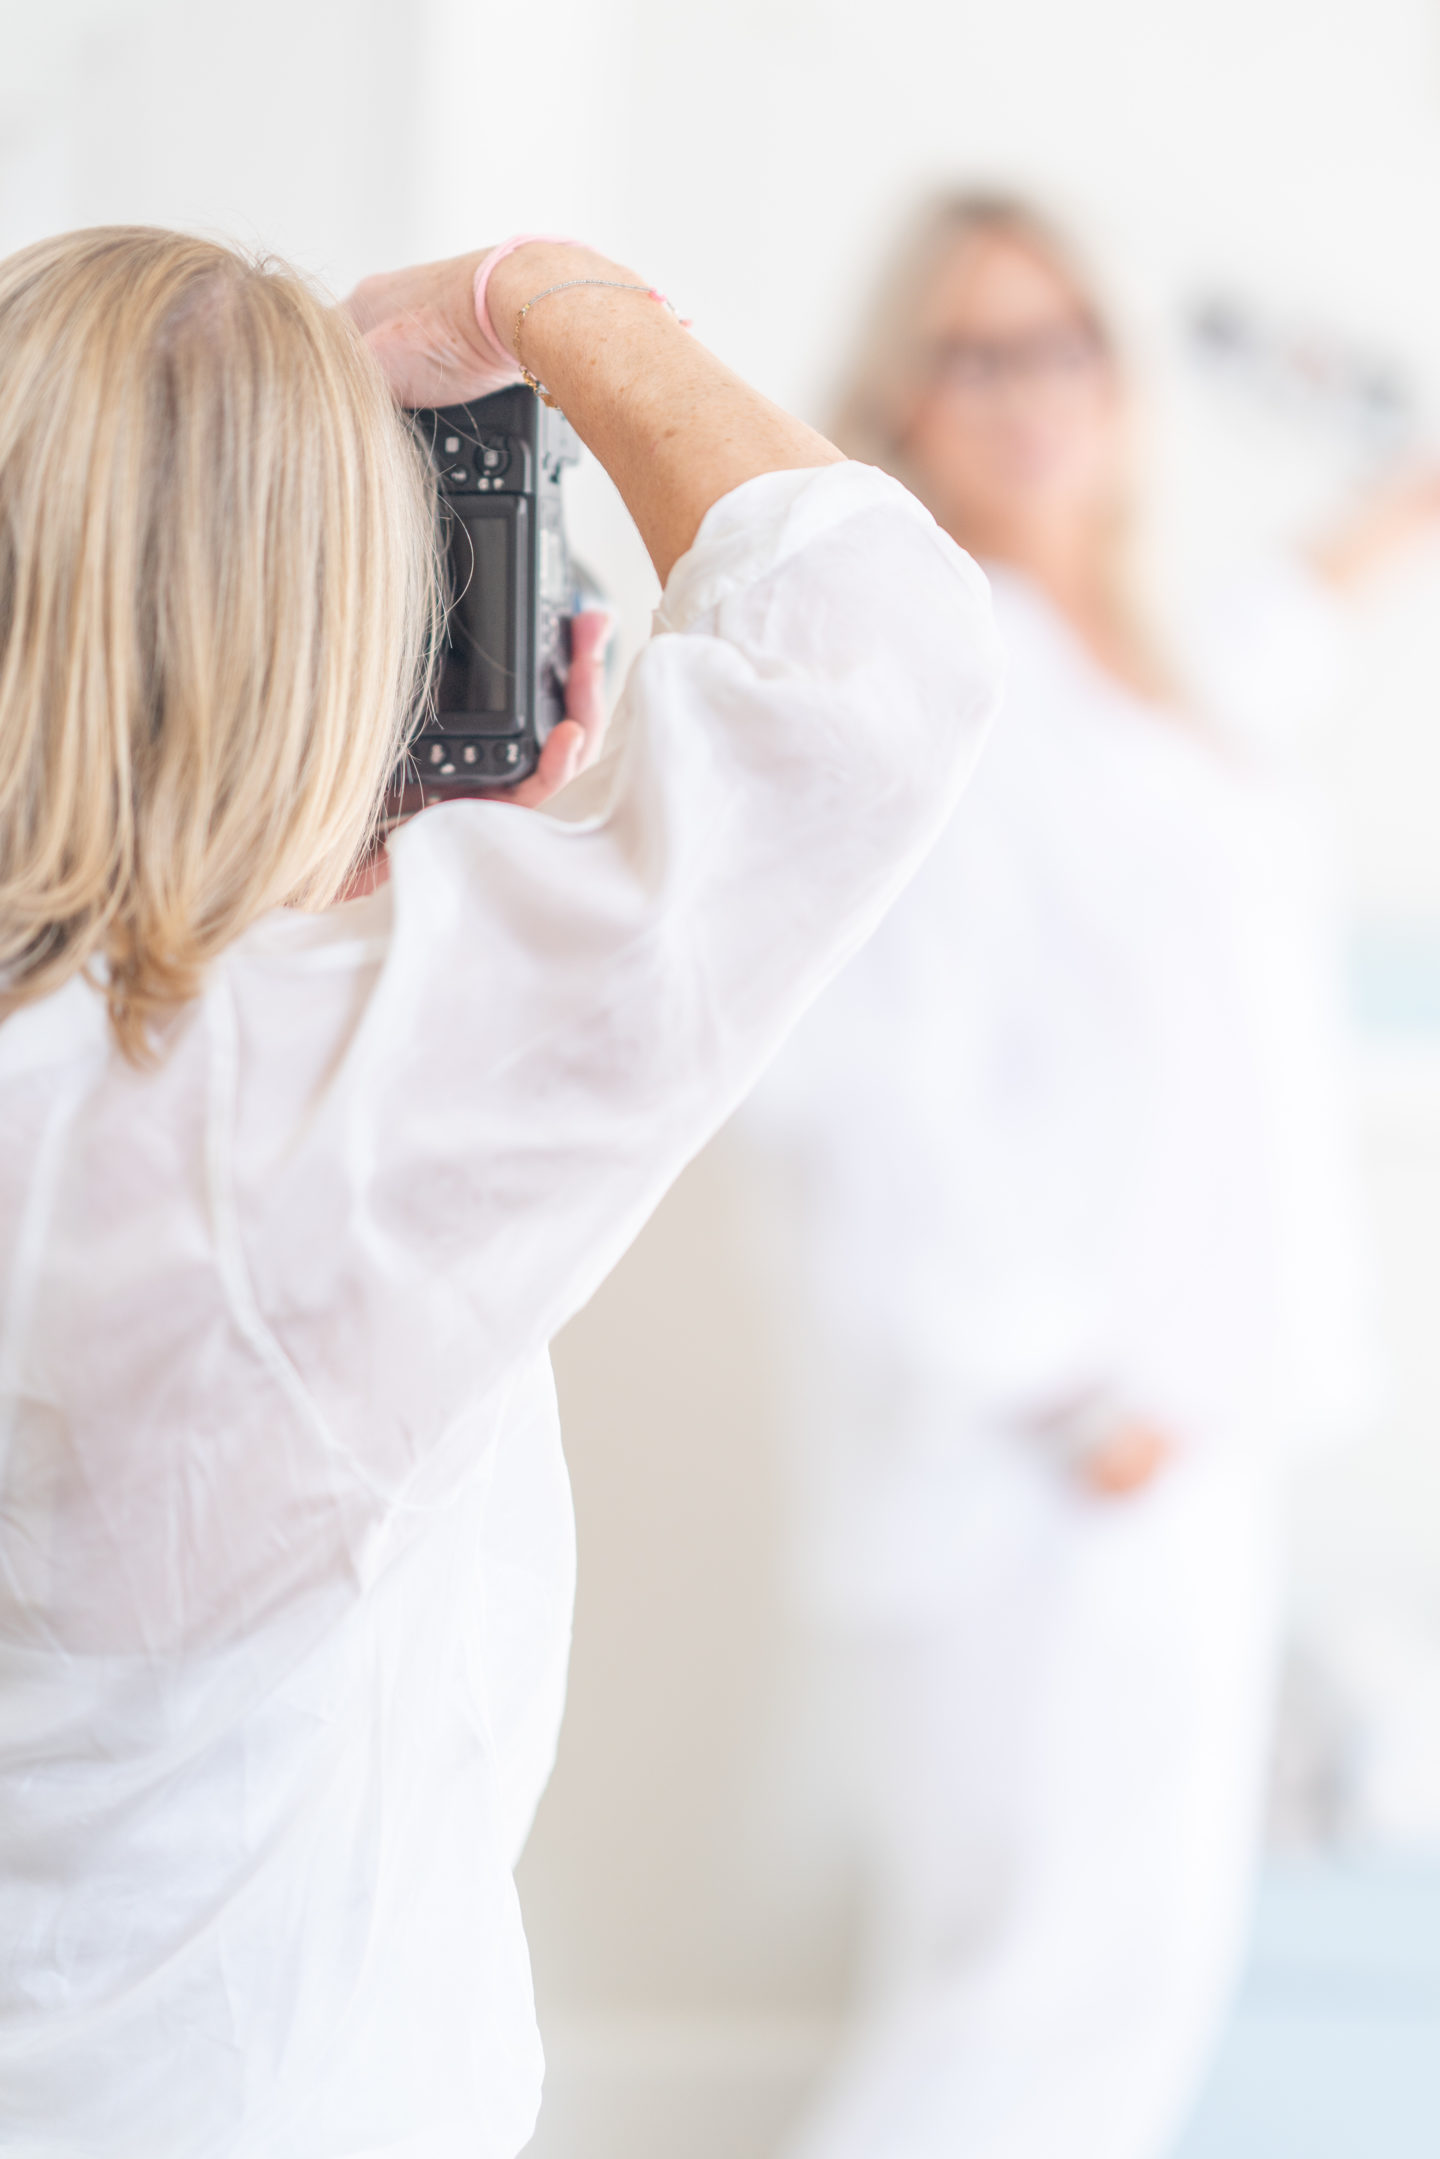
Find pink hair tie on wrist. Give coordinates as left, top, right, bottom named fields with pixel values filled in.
left=472, top=234, right=582, bottom=375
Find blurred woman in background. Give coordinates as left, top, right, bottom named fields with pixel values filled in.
left=754, top=195, right=1423, bottom=2159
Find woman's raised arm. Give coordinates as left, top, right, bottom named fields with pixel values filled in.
left=345, top=240, right=842, bottom=584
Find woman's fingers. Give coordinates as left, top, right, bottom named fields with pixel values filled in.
left=459, top=613, right=615, bottom=810
left=1077, top=1420, right=1173, bottom=1499
left=564, top=610, right=615, bottom=771
left=360, top=308, right=509, bottom=409
left=344, top=253, right=514, bottom=407
left=500, top=721, right=585, bottom=809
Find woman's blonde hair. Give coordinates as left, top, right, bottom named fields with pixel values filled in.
left=0, top=225, right=439, bottom=1059
left=831, top=190, right=1174, bottom=703
left=830, top=191, right=1117, bottom=484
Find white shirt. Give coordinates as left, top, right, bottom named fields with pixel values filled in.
left=754, top=564, right=1372, bottom=1622
left=0, top=464, right=999, bottom=2156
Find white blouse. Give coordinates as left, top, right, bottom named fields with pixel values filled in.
left=752, top=564, right=1372, bottom=1623
left=0, top=463, right=999, bottom=2156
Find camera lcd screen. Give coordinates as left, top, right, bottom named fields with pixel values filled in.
left=441, top=507, right=514, bottom=720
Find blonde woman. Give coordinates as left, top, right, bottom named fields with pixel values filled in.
left=0, top=228, right=999, bottom=2153
left=752, top=197, right=1404, bottom=2159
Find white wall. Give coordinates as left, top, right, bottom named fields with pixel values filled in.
left=486, top=4, right=1440, bottom=2147
left=0, top=0, right=414, bottom=283
left=8, top=4, right=1440, bottom=2151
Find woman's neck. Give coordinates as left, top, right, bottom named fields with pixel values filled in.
left=968, top=516, right=1173, bottom=706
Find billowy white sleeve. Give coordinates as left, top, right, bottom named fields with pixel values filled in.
left=233, top=462, right=1000, bottom=1429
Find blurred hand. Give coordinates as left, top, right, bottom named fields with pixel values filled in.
left=345, top=249, right=511, bottom=408
left=1311, top=465, right=1440, bottom=591
left=1076, top=1416, right=1173, bottom=1499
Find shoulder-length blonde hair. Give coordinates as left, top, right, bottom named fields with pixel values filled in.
left=831, top=191, right=1118, bottom=483
left=0, top=225, right=439, bottom=1060
left=831, top=192, right=1174, bottom=703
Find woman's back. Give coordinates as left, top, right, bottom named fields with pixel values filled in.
left=0, top=445, right=999, bottom=2151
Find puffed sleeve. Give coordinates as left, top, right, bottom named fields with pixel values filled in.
left=232, top=462, right=1001, bottom=1410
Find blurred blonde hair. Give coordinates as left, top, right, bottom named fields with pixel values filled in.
left=831, top=191, right=1117, bottom=488
left=832, top=192, right=1174, bottom=702
left=0, top=225, right=439, bottom=1060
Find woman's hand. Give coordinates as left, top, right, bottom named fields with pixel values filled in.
left=1032, top=1391, right=1175, bottom=1499
left=345, top=250, right=512, bottom=408
left=1075, top=1416, right=1172, bottom=1498
left=503, top=608, right=613, bottom=809
left=344, top=242, right=627, bottom=409
left=347, top=239, right=842, bottom=584
left=338, top=609, right=613, bottom=899
left=1310, top=465, right=1440, bottom=591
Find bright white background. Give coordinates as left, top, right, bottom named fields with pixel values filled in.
left=8, top=3, right=1440, bottom=2151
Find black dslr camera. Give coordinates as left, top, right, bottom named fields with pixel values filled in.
left=399, top=386, right=581, bottom=802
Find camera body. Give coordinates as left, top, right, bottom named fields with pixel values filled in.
left=400, top=386, right=581, bottom=801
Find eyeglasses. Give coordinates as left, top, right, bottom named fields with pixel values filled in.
left=925, top=324, right=1107, bottom=395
